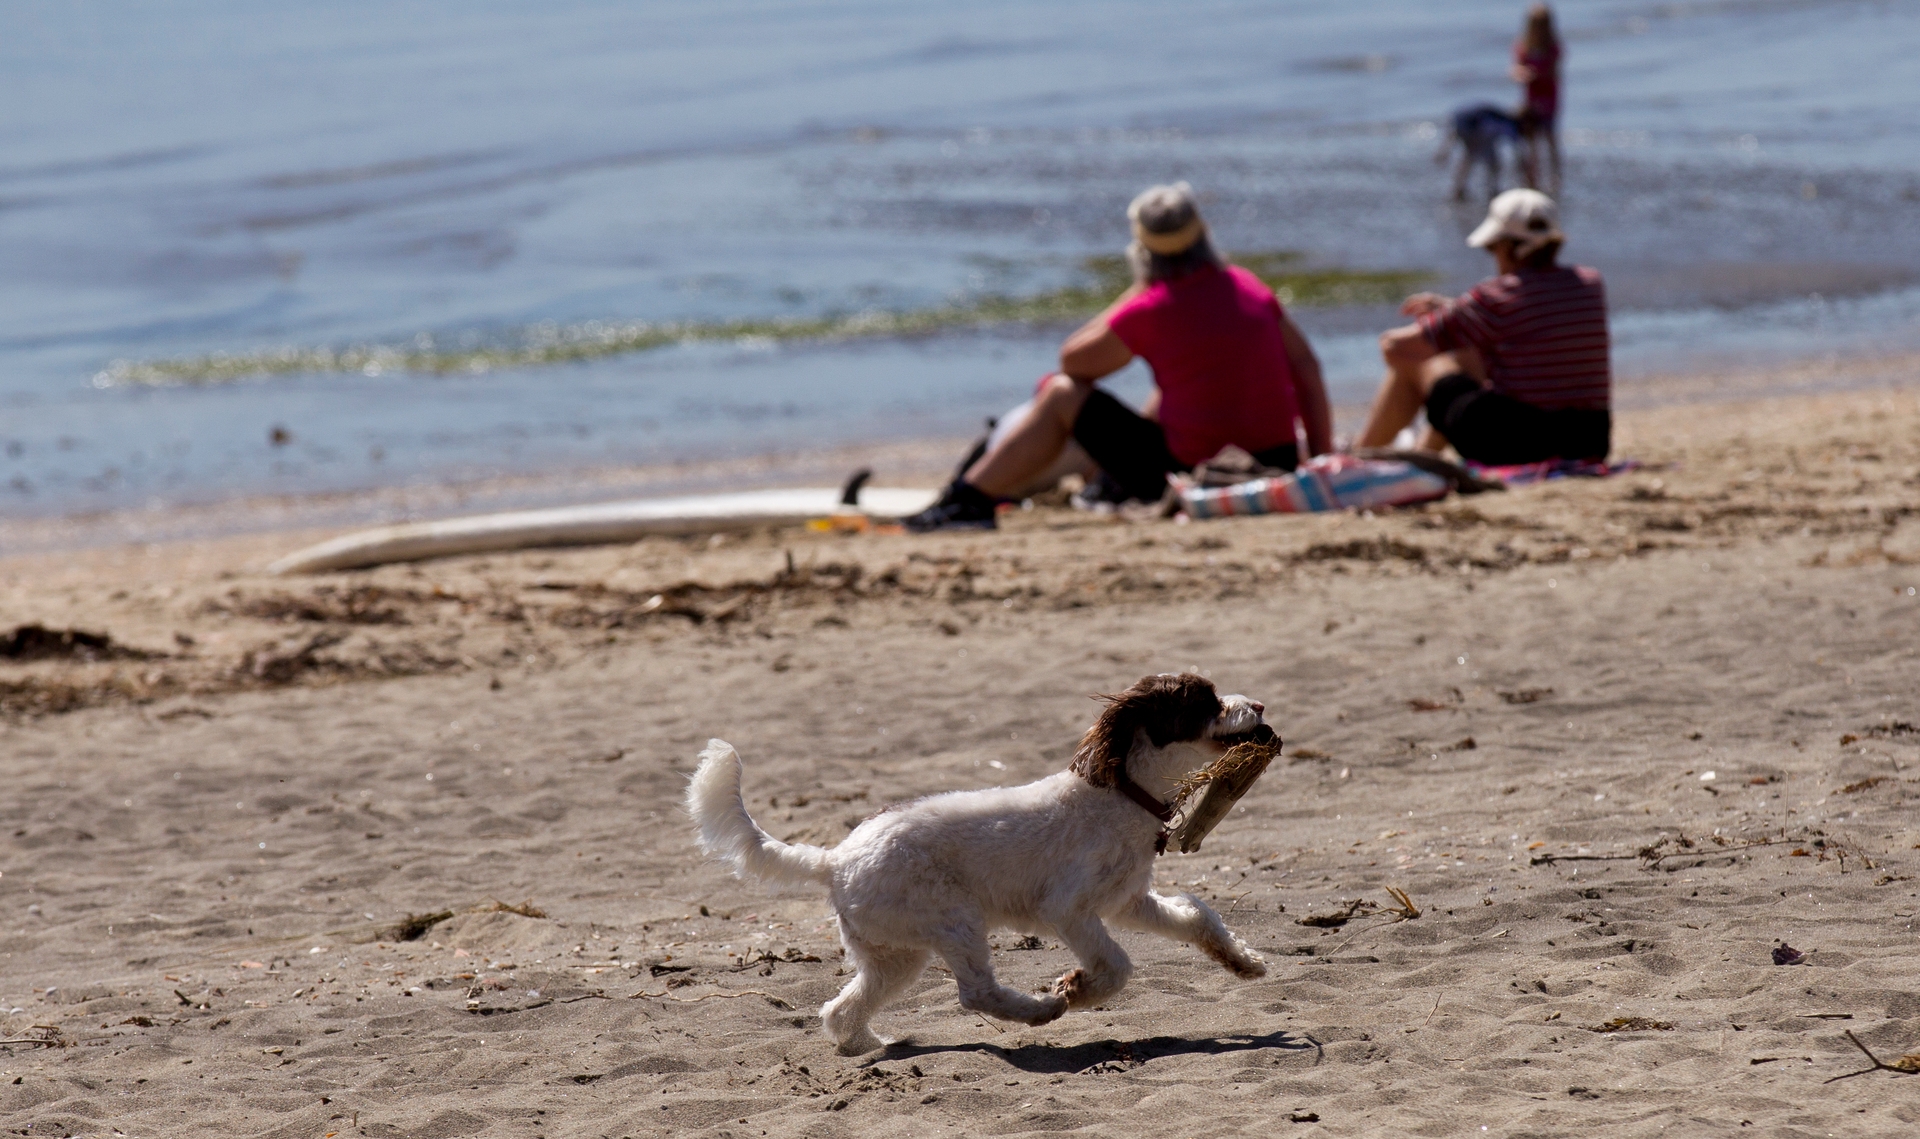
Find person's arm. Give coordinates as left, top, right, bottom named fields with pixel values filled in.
left=1058, top=284, right=1142, bottom=381
left=1278, top=310, right=1333, bottom=457
left=1399, top=291, right=1451, bottom=318
left=1388, top=286, right=1473, bottom=362
left=1511, top=39, right=1536, bottom=84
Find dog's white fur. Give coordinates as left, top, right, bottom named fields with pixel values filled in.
left=687, top=674, right=1270, bottom=1054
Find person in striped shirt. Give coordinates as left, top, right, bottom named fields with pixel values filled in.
left=1356, top=188, right=1610, bottom=464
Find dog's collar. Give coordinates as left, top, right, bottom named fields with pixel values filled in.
left=1115, top=771, right=1175, bottom=855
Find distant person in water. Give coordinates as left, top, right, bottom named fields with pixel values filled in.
left=1354, top=189, right=1609, bottom=465
left=1513, top=3, right=1563, bottom=194
left=906, top=182, right=1333, bottom=532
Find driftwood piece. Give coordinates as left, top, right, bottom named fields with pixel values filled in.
left=1824, top=1029, right=1920, bottom=1083
left=1169, top=737, right=1283, bottom=853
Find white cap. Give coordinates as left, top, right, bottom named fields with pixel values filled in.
left=1466, top=188, right=1564, bottom=256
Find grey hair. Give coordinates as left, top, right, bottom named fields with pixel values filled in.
left=1126, top=181, right=1222, bottom=285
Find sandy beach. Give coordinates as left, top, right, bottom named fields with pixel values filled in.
left=3, top=378, right=1919, bottom=1138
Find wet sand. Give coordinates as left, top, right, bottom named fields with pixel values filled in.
left=3, top=382, right=1919, bottom=1137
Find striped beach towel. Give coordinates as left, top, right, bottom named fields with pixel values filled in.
left=1180, top=454, right=1451, bottom=520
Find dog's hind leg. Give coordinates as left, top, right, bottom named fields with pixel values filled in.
left=821, top=939, right=930, bottom=1056
left=1049, top=914, right=1133, bottom=1010
left=934, top=931, right=1067, bottom=1027
left=1113, top=891, right=1267, bottom=979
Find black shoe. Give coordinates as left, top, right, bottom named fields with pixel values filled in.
left=1072, top=469, right=1172, bottom=510
left=904, top=481, right=998, bottom=533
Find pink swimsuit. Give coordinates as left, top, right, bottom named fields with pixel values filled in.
left=1516, top=41, right=1560, bottom=123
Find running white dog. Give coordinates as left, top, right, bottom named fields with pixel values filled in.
left=687, top=673, right=1275, bottom=1054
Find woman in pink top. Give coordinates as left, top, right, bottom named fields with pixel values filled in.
left=908, top=183, right=1332, bottom=532
left=1512, top=4, right=1563, bottom=194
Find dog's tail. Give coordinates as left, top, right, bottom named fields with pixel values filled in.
left=687, top=739, right=834, bottom=887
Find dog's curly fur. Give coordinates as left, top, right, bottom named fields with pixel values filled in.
left=1070, top=672, right=1223, bottom=787
left=687, top=673, right=1273, bottom=1054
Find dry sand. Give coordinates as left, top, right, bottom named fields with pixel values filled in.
left=2, top=384, right=1919, bottom=1138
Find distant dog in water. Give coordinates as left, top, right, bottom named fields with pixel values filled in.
left=687, top=673, right=1277, bottom=1054
left=1438, top=103, right=1523, bottom=201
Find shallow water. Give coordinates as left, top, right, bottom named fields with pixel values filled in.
left=3, top=0, right=1919, bottom=519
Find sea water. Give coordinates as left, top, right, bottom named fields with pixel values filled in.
left=3, top=0, right=1918, bottom=520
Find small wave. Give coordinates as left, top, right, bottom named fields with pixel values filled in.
left=92, top=256, right=1429, bottom=388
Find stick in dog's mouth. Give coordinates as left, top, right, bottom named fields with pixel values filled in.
left=1169, top=725, right=1283, bottom=854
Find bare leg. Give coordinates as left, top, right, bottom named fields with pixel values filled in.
left=1451, top=151, right=1471, bottom=202
left=1545, top=128, right=1562, bottom=196
left=1358, top=334, right=1489, bottom=449
left=1112, top=891, right=1265, bottom=978
left=1355, top=327, right=1440, bottom=447
left=964, top=374, right=1091, bottom=498
left=1518, top=129, right=1538, bottom=189
left=933, top=928, right=1068, bottom=1026
left=1047, top=914, right=1134, bottom=1010
left=821, top=938, right=931, bottom=1055
left=1356, top=366, right=1427, bottom=447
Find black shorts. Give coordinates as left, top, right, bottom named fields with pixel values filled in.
left=1071, top=388, right=1298, bottom=502
left=1425, top=374, right=1609, bottom=466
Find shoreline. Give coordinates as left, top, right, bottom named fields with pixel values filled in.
left=0, top=437, right=970, bottom=562
left=6, top=348, right=1919, bottom=561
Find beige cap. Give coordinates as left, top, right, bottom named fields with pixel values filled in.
left=1132, top=215, right=1204, bottom=256
left=1127, top=182, right=1206, bottom=256
left=1467, top=188, right=1564, bottom=256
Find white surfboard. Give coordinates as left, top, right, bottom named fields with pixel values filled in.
left=267, top=485, right=940, bottom=574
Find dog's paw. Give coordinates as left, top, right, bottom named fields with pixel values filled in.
left=1055, top=968, right=1117, bottom=1009
left=1220, top=934, right=1267, bottom=978
left=834, top=1028, right=885, bottom=1056
left=1024, top=993, right=1069, bottom=1026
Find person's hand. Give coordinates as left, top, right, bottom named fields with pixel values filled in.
left=1511, top=63, right=1536, bottom=83
left=1399, top=292, right=1449, bottom=317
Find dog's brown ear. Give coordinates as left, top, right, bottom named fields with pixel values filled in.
left=1070, top=673, right=1222, bottom=787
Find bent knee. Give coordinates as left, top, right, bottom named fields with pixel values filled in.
left=1036, top=373, right=1092, bottom=413
left=1381, top=332, right=1433, bottom=367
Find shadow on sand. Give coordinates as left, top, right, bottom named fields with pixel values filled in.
left=875, top=1028, right=1320, bottom=1074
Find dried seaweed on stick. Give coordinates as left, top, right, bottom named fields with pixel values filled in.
left=1168, top=736, right=1283, bottom=853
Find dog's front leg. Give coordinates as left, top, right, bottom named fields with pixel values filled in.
left=1113, top=891, right=1266, bottom=978
left=1050, top=914, right=1133, bottom=1010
